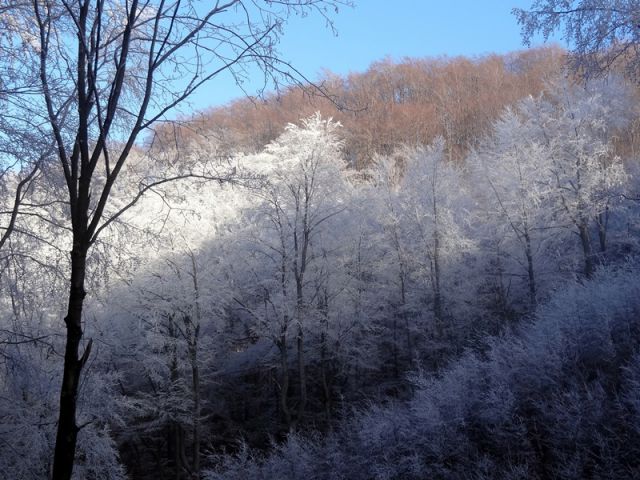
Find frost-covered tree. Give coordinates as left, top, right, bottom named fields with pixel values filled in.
left=365, top=140, right=476, bottom=372
left=399, top=140, right=474, bottom=337
left=514, top=0, right=640, bottom=81
left=235, top=114, right=349, bottom=430
left=471, top=108, right=557, bottom=308
left=367, top=153, right=414, bottom=375
left=117, top=248, right=222, bottom=479
left=473, top=78, right=631, bottom=282
left=205, top=260, right=640, bottom=480
left=532, top=79, right=630, bottom=276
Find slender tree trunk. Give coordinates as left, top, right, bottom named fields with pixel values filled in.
left=578, top=220, right=594, bottom=278
left=173, top=424, right=182, bottom=480
left=320, top=332, right=331, bottom=422
left=574, top=155, right=594, bottom=278
left=388, top=218, right=404, bottom=377
left=175, top=418, right=188, bottom=475
left=52, top=245, right=90, bottom=480
left=278, top=334, right=292, bottom=430
left=523, top=227, right=537, bottom=308
left=399, top=269, right=412, bottom=358
left=294, top=257, right=306, bottom=427
left=190, top=345, right=200, bottom=478
left=166, top=320, right=185, bottom=480
left=404, top=314, right=412, bottom=358
left=597, top=207, right=609, bottom=253
left=494, top=248, right=510, bottom=329
left=319, top=290, right=331, bottom=422
left=392, top=314, right=399, bottom=378
left=296, top=325, right=306, bottom=427
left=432, top=226, right=443, bottom=336
left=187, top=254, right=201, bottom=479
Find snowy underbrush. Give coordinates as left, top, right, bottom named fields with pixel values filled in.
left=0, top=345, right=126, bottom=480
left=205, top=261, right=640, bottom=479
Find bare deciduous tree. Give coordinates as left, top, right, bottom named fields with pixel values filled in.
left=1, top=1, right=351, bottom=478
left=514, top=0, right=640, bottom=81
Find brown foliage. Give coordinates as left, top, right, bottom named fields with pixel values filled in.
left=152, top=46, right=566, bottom=166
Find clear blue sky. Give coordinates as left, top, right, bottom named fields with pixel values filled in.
left=184, top=1, right=563, bottom=112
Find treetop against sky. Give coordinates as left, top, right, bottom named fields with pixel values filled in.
left=180, top=0, right=565, bottom=112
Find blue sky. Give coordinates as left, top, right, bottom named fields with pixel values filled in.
left=184, top=1, right=563, bottom=112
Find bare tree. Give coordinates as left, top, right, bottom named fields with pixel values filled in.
left=514, top=0, right=640, bottom=81
left=0, top=3, right=57, bottom=257
left=1, top=1, right=351, bottom=478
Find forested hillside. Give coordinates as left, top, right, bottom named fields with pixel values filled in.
left=153, top=46, right=567, bottom=166
left=3, top=2, right=640, bottom=479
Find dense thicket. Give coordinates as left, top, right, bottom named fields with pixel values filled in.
left=206, top=263, right=640, bottom=479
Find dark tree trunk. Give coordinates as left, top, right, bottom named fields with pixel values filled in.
left=319, top=289, right=332, bottom=423
left=296, top=325, right=307, bottom=427
left=578, top=221, right=594, bottom=278
left=392, top=314, right=399, bottom=378
left=189, top=343, right=200, bottom=478
left=278, top=334, right=292, bottom=430
left=52, top=245, right=90, bottom=480
left=320, top=332, right=331, bottom=422
left=597, top=208, right=609, bottom=253
left=523, top=227, right=537, bottom=308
